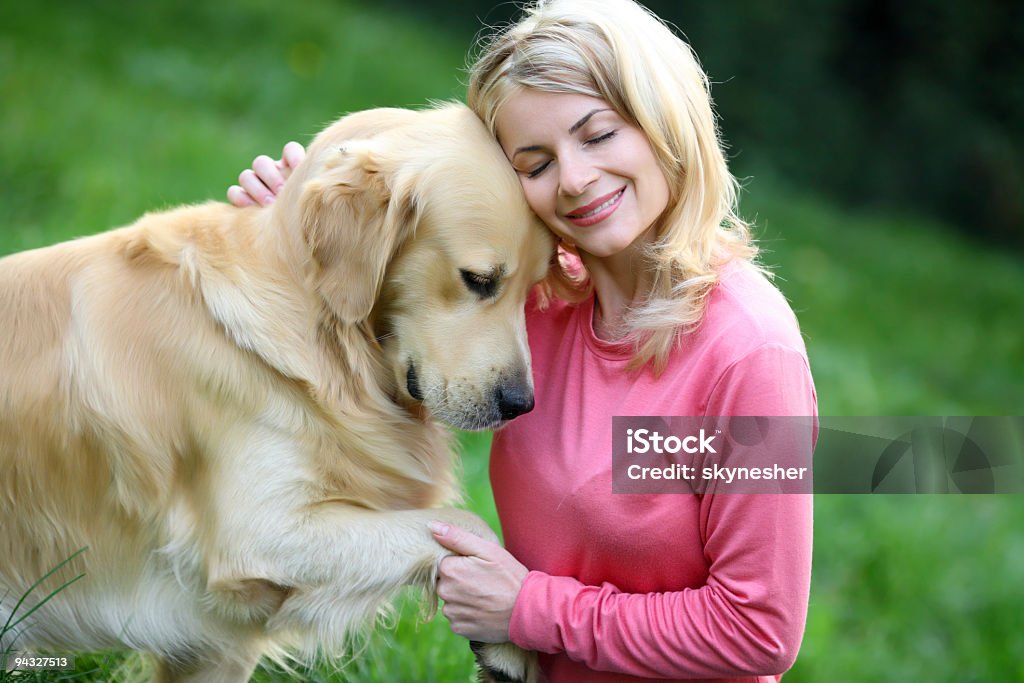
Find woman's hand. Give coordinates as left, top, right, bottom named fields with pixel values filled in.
left=226, top=141, right=306, bottom=207
left=430, top=521, right=529, bottom=644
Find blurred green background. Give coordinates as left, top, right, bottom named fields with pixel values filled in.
left=1, top=0, right=1021, bottom=681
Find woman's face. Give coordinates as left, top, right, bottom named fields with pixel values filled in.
left=495, top=90, right=670, bottom=260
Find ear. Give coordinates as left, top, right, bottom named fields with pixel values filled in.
left=299, top=142, right=417, bottom=323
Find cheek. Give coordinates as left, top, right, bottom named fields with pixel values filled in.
left=520, top=180, right=553, bottom=220
left=639, top=164, right=671, bottom=221
left=646, top=175, right=670, bottom=219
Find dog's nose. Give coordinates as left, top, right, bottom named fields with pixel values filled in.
left=497, top=384, right=535, bottom=421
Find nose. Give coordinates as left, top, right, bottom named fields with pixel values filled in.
left=496, top=382, right=535, bottom=421
left=558, top=151, right=598, bottom=197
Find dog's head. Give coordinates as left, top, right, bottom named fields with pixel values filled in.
left=278, top=104, right=554, bottom=430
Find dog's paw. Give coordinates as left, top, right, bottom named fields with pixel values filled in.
left=435, top=508, right=501, bottom=545
left=470, top=641, right=539, bottom=683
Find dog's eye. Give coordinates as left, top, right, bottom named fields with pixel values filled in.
left=459, top=269, right=498, bottom=299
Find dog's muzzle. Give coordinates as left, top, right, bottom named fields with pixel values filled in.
left=404, top=361, right=535, bottom=430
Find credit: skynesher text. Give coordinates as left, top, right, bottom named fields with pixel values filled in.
left=627, top=462, right=808, bottom=483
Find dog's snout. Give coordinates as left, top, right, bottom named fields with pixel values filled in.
left=496, top=382, right=534, bottom=421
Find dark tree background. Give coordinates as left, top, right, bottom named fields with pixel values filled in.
left=384, top=0, right=1024, bottom=247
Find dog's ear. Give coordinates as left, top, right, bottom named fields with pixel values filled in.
left=299, top=142, right=417, bottom=324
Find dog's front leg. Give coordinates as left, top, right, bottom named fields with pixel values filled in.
left=207, top=504, right=494, bottom=654
left=270, top=505, right=539, bottom=682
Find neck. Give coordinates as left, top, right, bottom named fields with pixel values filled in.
left=579, top=246, right=653, bottom=341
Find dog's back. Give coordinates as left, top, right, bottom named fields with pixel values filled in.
left=0, top=211, right=257, bottom=651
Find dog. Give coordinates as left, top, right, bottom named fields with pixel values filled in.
left=0, top=103, right=548, bottom=682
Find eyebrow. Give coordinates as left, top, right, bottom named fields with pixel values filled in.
left=568, top=108, right=610, bottom=135
left=511, top=108, right=612, bottom=158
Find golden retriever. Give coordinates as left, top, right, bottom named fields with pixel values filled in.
left=0, top=103, right=549, bottom=682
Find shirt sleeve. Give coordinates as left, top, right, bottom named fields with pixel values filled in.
left=508, top=343, right=816, bottom=679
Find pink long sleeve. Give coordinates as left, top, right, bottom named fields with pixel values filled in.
left=491, top=262, right=816, bottom=682
left=511, top=497, right=811, bottom=679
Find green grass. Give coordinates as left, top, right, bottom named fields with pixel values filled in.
left=2, top=1, right=1023, bottom=682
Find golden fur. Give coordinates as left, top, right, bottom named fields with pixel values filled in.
left=0, top=103, right=550, bottom=681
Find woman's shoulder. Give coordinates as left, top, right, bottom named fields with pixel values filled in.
left=696, top=258, right=808, bottom=361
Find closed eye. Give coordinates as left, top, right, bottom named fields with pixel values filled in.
left=523, top=131, right=616, bottom=179
left=459, top=269, right=499, bottom=298
left=526, top=159, right=552, bottom=179
left=584, top=130, right=617, bottom=146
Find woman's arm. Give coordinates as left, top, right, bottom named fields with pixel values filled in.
left=510, top=493, right=812, bottom=678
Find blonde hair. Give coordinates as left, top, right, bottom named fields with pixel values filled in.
left=467, top=0, right=758, bottom=373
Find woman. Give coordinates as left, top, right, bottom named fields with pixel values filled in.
left=230, top=1, right=815, bottom=680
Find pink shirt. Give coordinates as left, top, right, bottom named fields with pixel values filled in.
left=491, top=260, right=816, bottom=682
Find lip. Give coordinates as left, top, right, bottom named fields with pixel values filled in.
left=565, top=186, right=626, bottom=227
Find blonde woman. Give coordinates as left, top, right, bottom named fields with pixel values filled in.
left=230, top=1, right=815, bottom=680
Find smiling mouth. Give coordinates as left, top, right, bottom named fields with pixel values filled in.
left=566, top=187, right=626, bottom=220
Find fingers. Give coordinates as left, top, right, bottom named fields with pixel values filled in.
left=227, top=142, right=306, bottom=208
left=429, top=521, right=497, bottom=558
left=436, top=556, right=474, bottom=629
left=280, top=141, right=306, bottom=176
left=226, top=185, right=256, bottom=208
left=436, top=556, right=457, bottom=596
left=237, top=167, right=276, bottom=207
left=253, top=154, right=286, bottom=194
